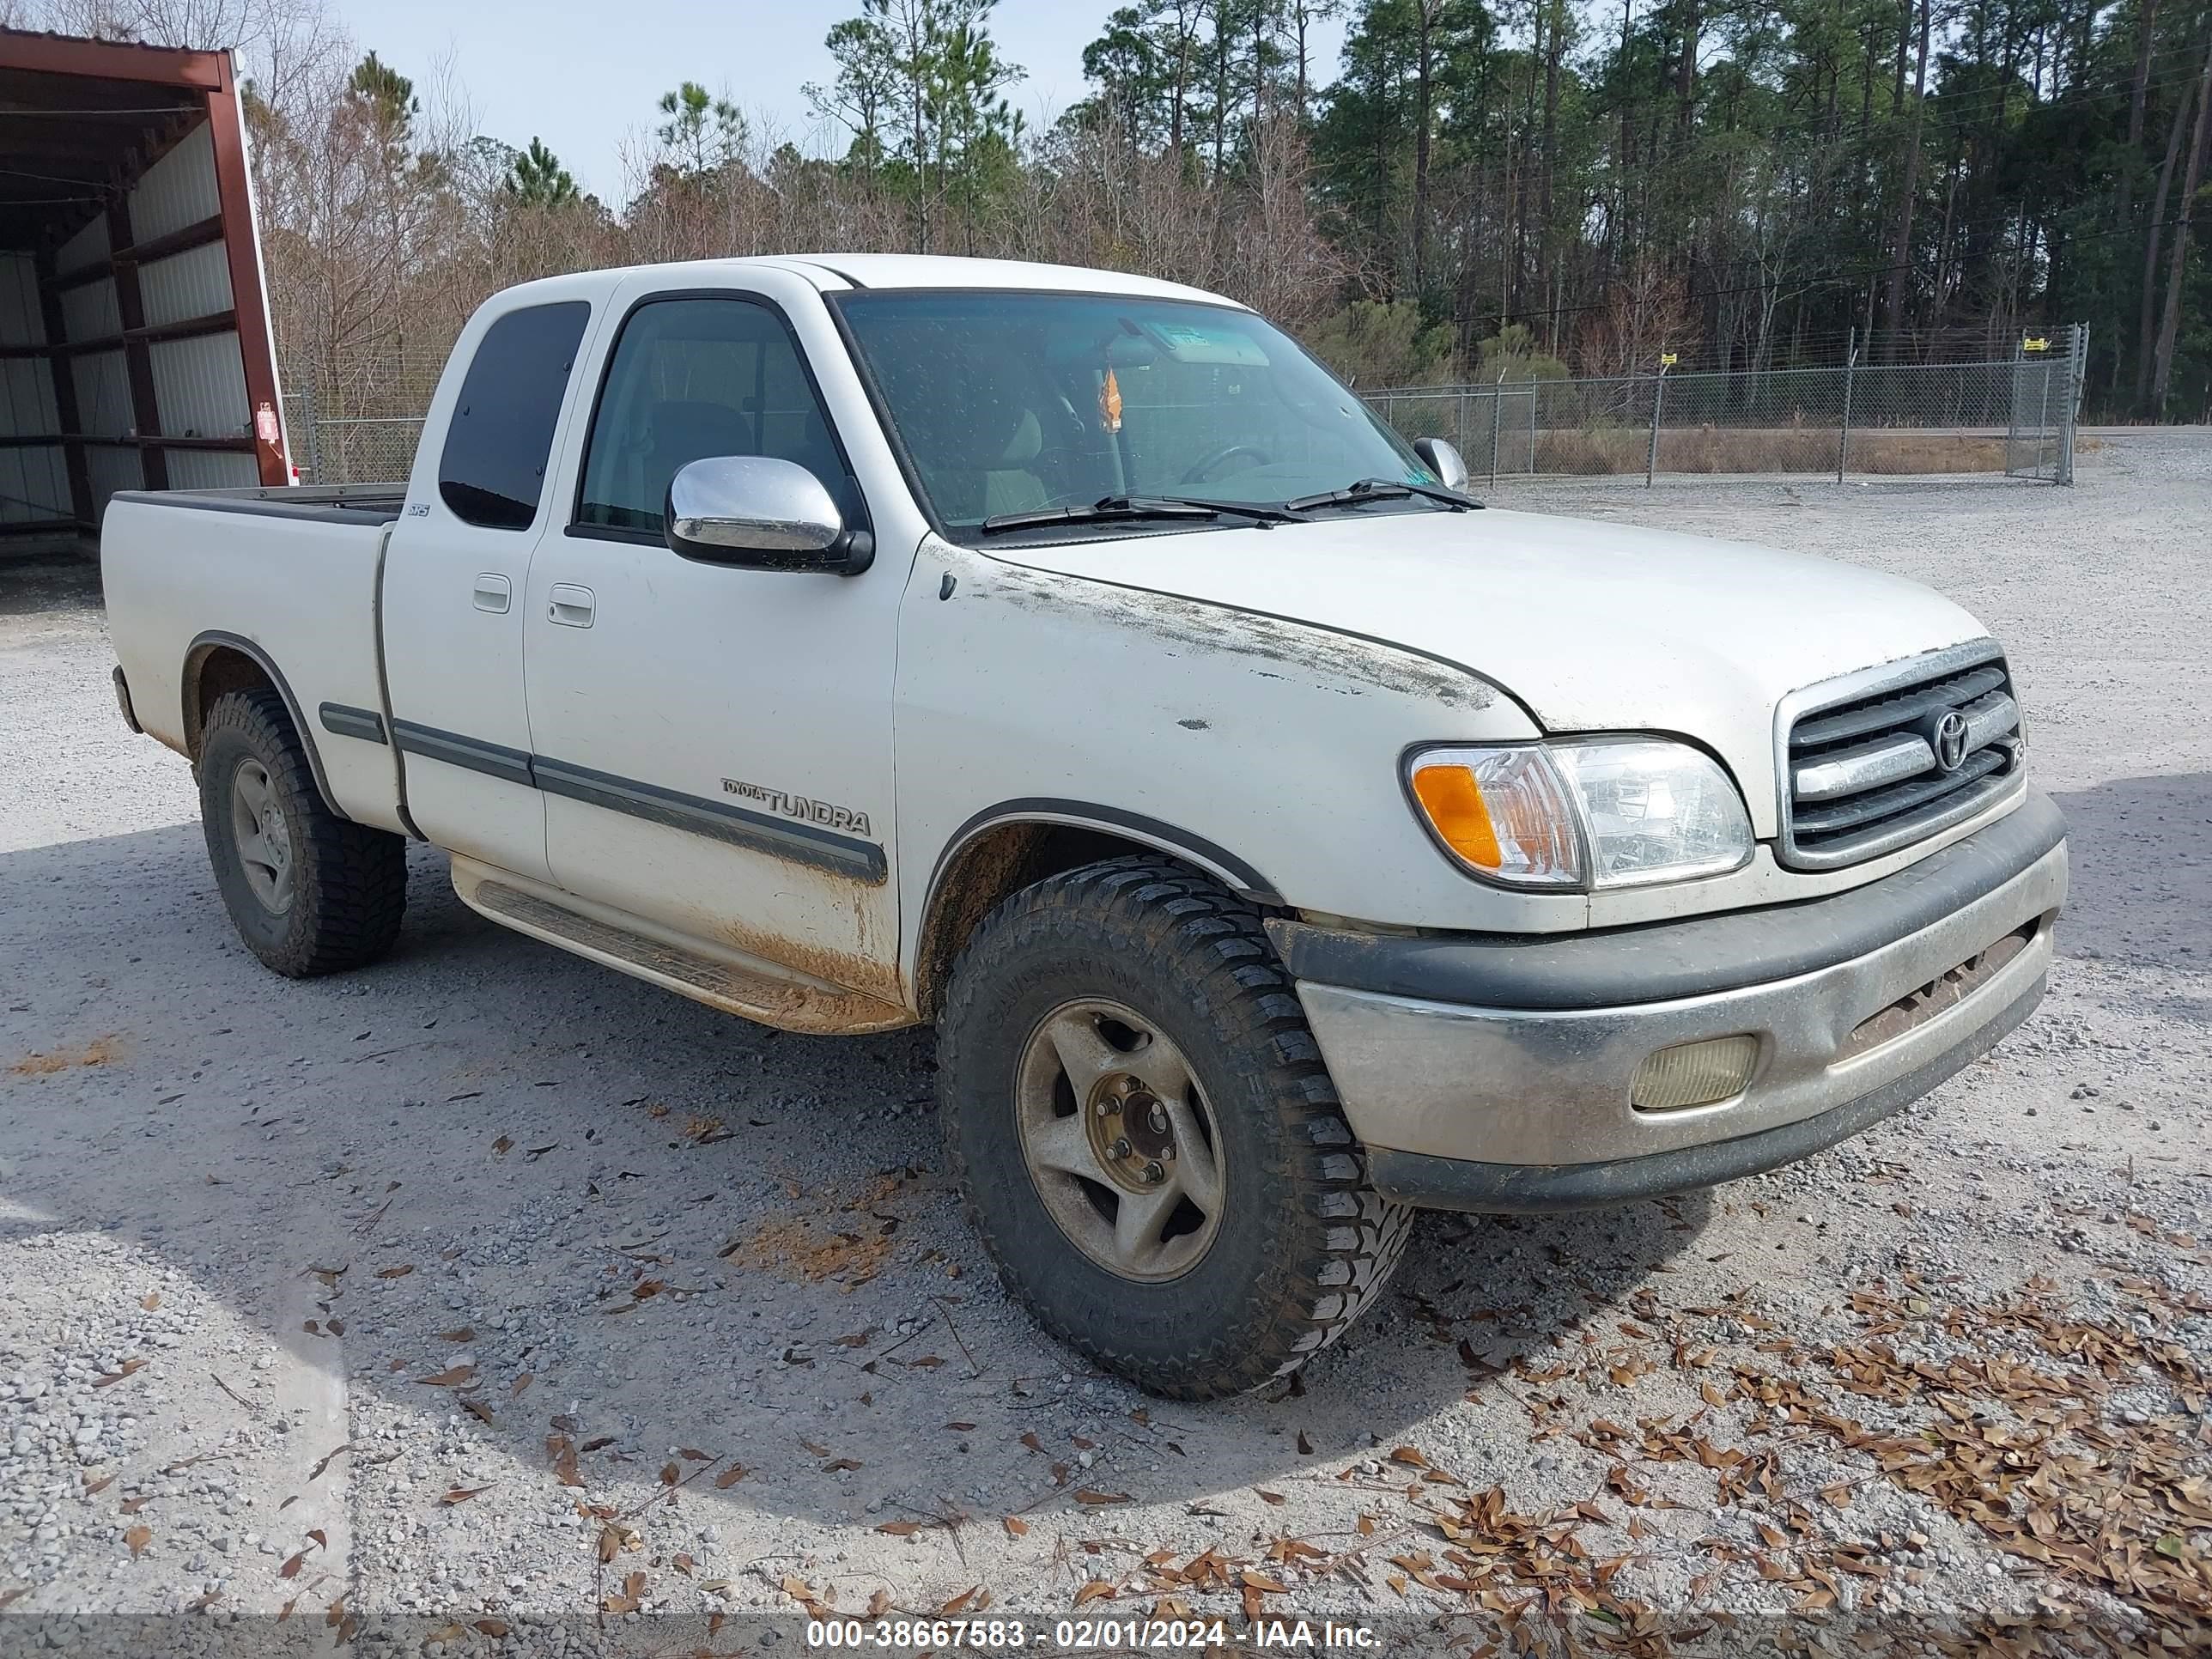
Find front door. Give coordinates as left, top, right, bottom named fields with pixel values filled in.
left=520, top=274, right=905, bottom=1002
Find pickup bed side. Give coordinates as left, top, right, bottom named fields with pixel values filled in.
left=103, top=489, right=410, bottom=838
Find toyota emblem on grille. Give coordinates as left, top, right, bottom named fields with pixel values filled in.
left=1932, top=710, right=1971, bottom=772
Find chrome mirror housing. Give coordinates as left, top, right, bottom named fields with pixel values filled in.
left=664, top=456, right=872, bottom=574
left=1412, top=436, right=1470, bottom=493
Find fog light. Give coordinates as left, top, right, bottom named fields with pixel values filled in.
left=1632, top=1035, right=1759, bottom=1111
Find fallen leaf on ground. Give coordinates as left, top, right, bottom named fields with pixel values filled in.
left=510, top=1373, right=533, bottom=1398
left=440, top=1486, right=494, bottom=1506
left=714, top=1465, right=746, bottom=1488
left=125, top=1525, right=150, bottom=1559
left=414, top=1365, right=476, bottom=1388
left=600, top=1570, right=646, bottom=1615
left=1003, top=1516, right=1029, bottom=1537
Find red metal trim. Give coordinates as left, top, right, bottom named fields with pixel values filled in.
left=0, top=27, right=224, bottom=89
left=32, top=245, right=94, bottom=524
left=104, top=197, right=167, bottom=490
left=203, top=53, right=287, bottom=486
left=46, top=212, right=225, bottom=292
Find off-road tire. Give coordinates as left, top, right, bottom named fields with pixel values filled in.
left=939, top=855, right=1413, bottom=1399
left=198, top=688, right=407, bottom=976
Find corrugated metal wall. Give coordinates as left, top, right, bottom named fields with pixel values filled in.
left=0, top=254, right=69, bottom=522
left=137, top=238, right=231, bottom=325
left=54, top=215, right=108, bottom=277
left=130, top=122, right=220, bottom=243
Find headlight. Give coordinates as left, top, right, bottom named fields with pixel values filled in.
left=1407, top=738, right=1753, bottom=890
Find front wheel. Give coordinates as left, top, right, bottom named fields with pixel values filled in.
left=939, top=857, right=1411, bottom=1399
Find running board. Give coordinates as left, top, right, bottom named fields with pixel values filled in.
left=457, top=869, right=915, bottom=1036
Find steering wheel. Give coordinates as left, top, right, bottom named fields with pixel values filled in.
left=1179, top=444, right=1272, bottom=486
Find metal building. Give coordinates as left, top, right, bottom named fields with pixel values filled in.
left=0, top=27, right=288, bottom=552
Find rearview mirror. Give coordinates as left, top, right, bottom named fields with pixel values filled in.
left=1412, top=436, right=1469, bottom=493
left=665, top=456, right=873, bottom=574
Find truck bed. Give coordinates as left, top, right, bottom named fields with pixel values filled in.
left=102, top=485, right=410, bottom=837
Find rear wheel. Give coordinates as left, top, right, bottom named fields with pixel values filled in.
left=198, top=688, right=407, bottom=976
left=939, top=856, right=1411, bottom=1399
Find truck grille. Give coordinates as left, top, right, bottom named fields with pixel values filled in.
left=1779, top=647, right=2023, bottom=869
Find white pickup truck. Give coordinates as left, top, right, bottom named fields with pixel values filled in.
left=104, top=255, right=2067, bottom=1398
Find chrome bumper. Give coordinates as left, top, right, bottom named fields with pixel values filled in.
left=1297, top=832, right=2066, bottom=1198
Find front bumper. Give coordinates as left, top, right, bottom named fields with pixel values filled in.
left=1278, top=793, right=2067, bottom=1212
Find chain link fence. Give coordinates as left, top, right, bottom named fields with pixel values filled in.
left=1362, top=325, right=2087, bottom=488
left=281, top=363, right=442, bottom=488
left=278, top=327, right=2087, bottom=493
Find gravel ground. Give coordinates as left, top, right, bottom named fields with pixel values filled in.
left=2, top=433, right=2208, bottom=1656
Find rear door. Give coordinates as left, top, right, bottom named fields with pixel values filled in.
left=381, top=291, right=599, bottom=880
left=520, top=270, right=906, bottom=1003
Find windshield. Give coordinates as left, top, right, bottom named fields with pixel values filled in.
left=833, top=291, right=1437, bottom=538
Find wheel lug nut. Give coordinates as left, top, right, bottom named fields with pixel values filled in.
left=1110, top=1138, right=1133, bottom=1159
left=1143, top=1160, right=1165, bottom=1183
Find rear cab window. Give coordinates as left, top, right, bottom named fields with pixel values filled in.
left=437, top=300, right=592, bottom=529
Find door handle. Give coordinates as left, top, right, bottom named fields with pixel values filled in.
left=547, top=584, right=596, bottom=629
left=472, top=574, right=511, bottom=613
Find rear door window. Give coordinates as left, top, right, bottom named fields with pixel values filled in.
left=437, top=300, right=592, bottom=530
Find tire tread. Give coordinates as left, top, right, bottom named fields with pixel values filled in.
left=939, top=855, right=1413, bottom=1399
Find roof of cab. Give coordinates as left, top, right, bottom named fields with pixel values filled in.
left=761, top=253, right=1243, bottom=307
left=483, top=253, right=1244, bottom=313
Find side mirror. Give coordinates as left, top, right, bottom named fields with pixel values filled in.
left=1412, top=436, right=1469, bottom=493
left=665, top=455, right=873, bottom=574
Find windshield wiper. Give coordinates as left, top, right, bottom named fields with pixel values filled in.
left=978, top=495, right=1308, bottom=535
left=1280, top=477, right=1479, bottom=513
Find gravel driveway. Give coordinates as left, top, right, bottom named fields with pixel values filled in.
left=3, top=434, right=2208, bottom=1656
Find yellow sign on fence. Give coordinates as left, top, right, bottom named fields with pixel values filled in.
left=1659, top=352, right=1678, bottom=368
left=2021, top=337, right=2050, bottom=352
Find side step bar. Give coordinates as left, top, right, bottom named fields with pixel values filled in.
left=454, top=863, right=915, bottom=1036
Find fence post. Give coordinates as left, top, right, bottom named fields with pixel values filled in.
left=1528, top=378, right=1538, bottom=476
left=1490, top=368, right=1504, bottom=486
left=1645, top=361, right=1668, bottom=489
left=302, top=368, right=323, bottom=488
left=2036, top=349, right=2054, bottom=481
left=1838, top=327, right=1856, bottom=484
left=2004, top=341, right=2022, bottom=478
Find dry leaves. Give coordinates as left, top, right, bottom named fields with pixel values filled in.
left=125, top=1525, right=150, bottom=1559
left=599, top=1570, right=646, bottom=1615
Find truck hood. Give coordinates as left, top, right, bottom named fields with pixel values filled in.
left=992, top=507, right=1990, bottom=832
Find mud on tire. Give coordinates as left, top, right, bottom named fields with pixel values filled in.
left=938, top=855, right=1413, bottom=1399
left=198, top=688, right=407, bottom=977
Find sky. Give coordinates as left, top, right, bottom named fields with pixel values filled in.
left=328, top=0, right=1354, bottom=206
